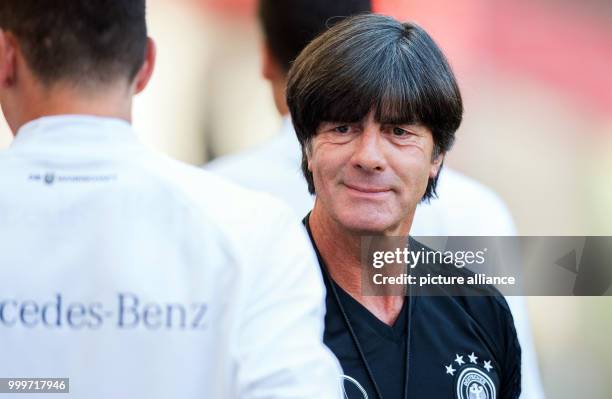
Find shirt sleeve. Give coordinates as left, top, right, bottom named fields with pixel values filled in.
left=500, top=301, right=522, bottom=399
left=505, top=296, right=546, bottom=399
left=233, top=203, right=343, bottom=399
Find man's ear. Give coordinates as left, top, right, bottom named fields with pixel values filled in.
left=429, top=152, right=444, bottom=179
left=305, top=142, right=313, bottom=171
left=0, top=30, right=17, bottom=88
left=133, top=37, right=156, bottom=95
left=261, top=42, right=279, bottom=82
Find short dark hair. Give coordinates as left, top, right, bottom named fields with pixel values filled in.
left=286, top=14, right=463, bottom=201
left=0, top=0, right=148, bottom=86
left=258, top=0, right=371, bottom=73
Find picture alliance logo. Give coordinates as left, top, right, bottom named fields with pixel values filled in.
left=0, top=293, right=209, bottom=331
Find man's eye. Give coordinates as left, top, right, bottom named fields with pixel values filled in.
left=334, top=125, right=350, bottom=134
left=392, top=127, right=408, bottom=136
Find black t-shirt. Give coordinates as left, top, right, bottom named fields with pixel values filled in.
left=325, top=281, right=410, bottom=399
left=305, top=219, right=522, bottom=399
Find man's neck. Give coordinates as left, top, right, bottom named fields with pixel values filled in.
left=12, top=82, right=133, bottom=134
left=309, top=205, right=406, bottom=326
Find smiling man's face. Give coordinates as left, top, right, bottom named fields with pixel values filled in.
left=309, top=111, right=442, bottom=236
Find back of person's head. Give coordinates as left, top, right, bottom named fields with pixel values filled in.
left=0, top=0, right=148, bottom=87
left=259, top=0, right=371, bottom=73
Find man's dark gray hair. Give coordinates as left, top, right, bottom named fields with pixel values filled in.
left=286, top=13, right=463, bottom=201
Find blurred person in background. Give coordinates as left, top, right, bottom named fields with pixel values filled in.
left=0, top=1, right=342, bottom=398
left=206, top=0, right=545, bottom=397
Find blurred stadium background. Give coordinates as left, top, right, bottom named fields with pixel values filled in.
left=1, top=0, right=610, bottom=397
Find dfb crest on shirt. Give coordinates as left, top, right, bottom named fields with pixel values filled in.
left=444, top=352, right=496, bottom=399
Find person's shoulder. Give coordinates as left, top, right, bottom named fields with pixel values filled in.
left=203, top=130, right=314, bottom=217
left=409, top=237, right=514, bottom=323
left=416, top=168, right=517, bottom=235
left=413, top=250, right=517, bottom=360
left=139, top=150, right=297, bottom=232
left=205, top=133, right=295, bottom=177
left=436, top=169, right=512, bottom=214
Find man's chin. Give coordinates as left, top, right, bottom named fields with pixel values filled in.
left=336, top=214, right=397, bottom=236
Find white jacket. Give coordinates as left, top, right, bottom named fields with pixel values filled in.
left=0, top=115, right=342, bottom=399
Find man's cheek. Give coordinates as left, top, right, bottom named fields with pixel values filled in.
left=400, top=168, right=429, bottom=197
left=311, top=165, right=331, bottom=194
left=316, top=157, right=340, bottom=182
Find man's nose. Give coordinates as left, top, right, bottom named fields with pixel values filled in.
left=350, top=127, right=386, bottom=172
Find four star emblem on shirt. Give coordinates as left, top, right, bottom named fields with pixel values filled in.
left=444, top=352, right=494, bottom=376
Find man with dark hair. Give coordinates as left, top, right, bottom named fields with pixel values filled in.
left=287, top=17, right=461, bottom=203
left=286, top=14, right=521, bottom=398
left=0, top=1, right=342, bottom=398
left=207, top=2, right=544, bottom=397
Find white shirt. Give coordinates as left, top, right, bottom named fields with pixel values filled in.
left=207, top=116, right=546, bottom=399
left=0, top=115, right=342, bottom=399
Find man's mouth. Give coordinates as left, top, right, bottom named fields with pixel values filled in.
left=343, top=183, right=392, bottom=196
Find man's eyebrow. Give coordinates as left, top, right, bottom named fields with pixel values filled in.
left=322, top=118, right=363, bottom=122
left=379, top=120, right=420, bottom=126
